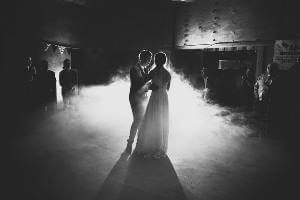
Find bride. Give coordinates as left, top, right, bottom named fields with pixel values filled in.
left=134, top=52, right=171, bottom=158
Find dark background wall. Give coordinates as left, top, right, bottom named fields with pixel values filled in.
left=5, top=0, right=300, bottom=77
left=7, top=0, right=176, bottom=87
left=36, top=0, right=174, bottom=49
left=5, top=0, right=300, bottom=70
left=2, top=0, right=300, bottom=114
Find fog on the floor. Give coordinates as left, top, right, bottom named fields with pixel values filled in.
left=62, top=68, right=255, bottom=161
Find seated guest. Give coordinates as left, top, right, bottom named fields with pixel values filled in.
left=59, top=59, right=78, bottom=109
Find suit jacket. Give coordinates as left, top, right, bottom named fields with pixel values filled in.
left=129, top=64, right=152, bottom=104
left=59, top=69, right=78, bottom=91
left=35, top=70, right=57, bottom=103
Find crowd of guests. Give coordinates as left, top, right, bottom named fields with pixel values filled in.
left=22, top=57, right=78, bottom=112
left=252, top=62, right=300, bottom=137
left=201, top=61, right=300, bottom=137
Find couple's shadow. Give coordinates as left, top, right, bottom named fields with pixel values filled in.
left=96, top=152, right=187, bottom=200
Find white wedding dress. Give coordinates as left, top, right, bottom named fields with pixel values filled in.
left=135, top=66, right=171, bottom=158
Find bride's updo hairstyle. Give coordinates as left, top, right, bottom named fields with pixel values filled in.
left=154, top=52, right=167, bottom=66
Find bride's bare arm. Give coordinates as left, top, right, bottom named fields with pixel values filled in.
left=167, top=72, right=171, bottom=90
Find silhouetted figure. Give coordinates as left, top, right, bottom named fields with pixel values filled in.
left=59, top=59, right=78, bottom=109
left=254, top=63, right=281, bottom=136
left=134, top=52, right=171, bottom=158
left=201, top=67, right=209, bottom=100
left=23, top=57, right=36, bottom=83
left=288, top=61, right=300, bottom=111
left=240, top=67, right=255, bottom=108
left=22, top=56, right=36, bottom=111
left=126, top=50, right=156, bottom=153
left=286, top=61, right=300, bottom=138
left=254, top=63, right=278, bottom=110
left=35, top=60, right=56, bottom=112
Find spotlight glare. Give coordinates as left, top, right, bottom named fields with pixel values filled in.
left=73, top=68, right=252, bottom=160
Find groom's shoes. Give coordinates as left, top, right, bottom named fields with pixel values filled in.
left=125, top=143, right=132, bottom=154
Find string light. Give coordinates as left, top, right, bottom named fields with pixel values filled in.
left=41, top=40, right=79, bottom=55
left=44, top=43, right=51, bottom=52
left=58, top=45, right=66, bottom=55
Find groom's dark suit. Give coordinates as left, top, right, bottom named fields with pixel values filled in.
left=128, top=64, right=153, bottom=144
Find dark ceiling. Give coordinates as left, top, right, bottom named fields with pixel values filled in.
left=3, top=0, right=300, bottom=50
left=58, top=0, right=195, bottom=7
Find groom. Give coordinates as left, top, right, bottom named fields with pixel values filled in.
left=126, top=50, right=155, bottom=153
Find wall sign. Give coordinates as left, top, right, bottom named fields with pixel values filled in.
left=273, top=40, right=300, bottom=70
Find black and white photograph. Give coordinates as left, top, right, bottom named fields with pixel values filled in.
left=1, top=0, right=299, bottom=199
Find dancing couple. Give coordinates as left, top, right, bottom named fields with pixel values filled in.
left=126, top=50, right=171, bottom=158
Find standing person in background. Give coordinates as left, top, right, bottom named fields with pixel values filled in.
left=22, top=56, right=36, bottom=111
left=59, top=59, right=78, bottom=109
left=35, top=60, right=56, bottom=112
left=286, top=60, right=300, bottom=143
left=201, top=67, right=209, bottom=101
left=254, top=63, right=280, bottom=136
left=254, top=63, right=279, bottom=111
left=241, top=67, right=255, bottom=109
left=23, top=56, right=36, bottom=83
